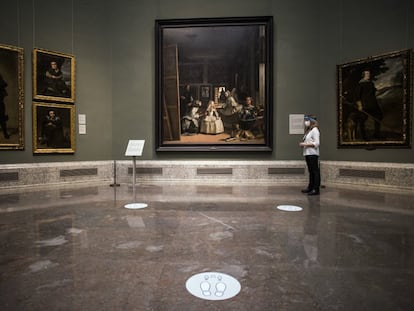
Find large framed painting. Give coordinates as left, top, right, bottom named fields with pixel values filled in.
left=337, top=49, right=412, bottom=148
left=33, top=48, right=75, bottom=103
left=0, top=44, right=24, bottom=150
left=155, top=16, right=273, bottom=152
left=32, top=102, right=75, bottom=154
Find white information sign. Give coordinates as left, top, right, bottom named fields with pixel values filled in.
left=289, top=114, right=305, bottom=134
left=79, top=124, right=86, bottom=135
left=78, top=114, right=86, bottom=124
left=125, top=140, right=145, bottom=157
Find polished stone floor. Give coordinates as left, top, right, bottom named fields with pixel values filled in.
left=0, top=183, right=413, bottom=311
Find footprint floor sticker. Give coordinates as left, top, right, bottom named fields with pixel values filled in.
left=186, top=272, right=240, bottom=300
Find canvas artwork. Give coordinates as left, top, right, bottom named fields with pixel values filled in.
left=337, top=49, right=412, bottom=148
left=32, top=102, right=75, bottom=153
left=33, top=48, right=75, bottom=103
left=0, top=44, right=24, bottom=150
left=155, top=17, right=273, bottom=152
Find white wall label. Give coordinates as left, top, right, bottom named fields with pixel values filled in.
left=79, top=124, right=86, bottom=135
left=78, top=114, right=86, bottom=124
left=289, top=114, right=304, bottom=134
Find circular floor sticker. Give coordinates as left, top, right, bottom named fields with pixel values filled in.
left=277, top=205, right=303, bottom=212
left=186, top=272, right=241, bottom=301
left=124, top=203, right=148, bottom=209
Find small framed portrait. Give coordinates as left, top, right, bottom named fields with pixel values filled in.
left=155, top=16, right=273, bottom=152
left=0, top=44, right=24, bottom=150
left=337, top=49, right=412, bottom=148
left=33, top=102, right=75, bottom=154
left=33, top=48, right=75, bottom=103
left=200, top=85, right=212, bottom=100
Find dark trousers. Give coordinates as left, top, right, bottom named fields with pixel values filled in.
left=305, top=155, right=320, bottom=191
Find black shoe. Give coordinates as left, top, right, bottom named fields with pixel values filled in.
left=308, top=189, right=320, bottom=196
left=301, top=188, right=311, bottom=193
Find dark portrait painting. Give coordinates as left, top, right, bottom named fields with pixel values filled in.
left=337, top=49, right=412, bottom=148
left=155, top=17, right=273, bottom=152
left=33, top=48, right=75, bottom=103
left=33, top=102, right=75, bottom=153
left=0, top=44, right=24, bottom=150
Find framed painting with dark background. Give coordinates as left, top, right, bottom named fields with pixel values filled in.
left=33, top=102, right=75, bottom=154
left=33, top=48, right=75, bottom=103
left=337, top=49, right=412, bottom=148
left=155, top=16, right=273, bottom=151
left=0, top=44, right=24, bottom=150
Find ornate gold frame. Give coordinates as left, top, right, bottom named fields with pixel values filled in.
left=32, top=102, right=75, bottom=154
left=33, top=48, right=75, bottom=103
left=0, top=44, right=24, bottom=150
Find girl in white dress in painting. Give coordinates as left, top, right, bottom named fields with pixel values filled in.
left=200, top=101, right=224, bottom=134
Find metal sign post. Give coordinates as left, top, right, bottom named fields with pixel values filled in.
left=124, top=140, right=148, bottom=209
left=110, top=160, right=120, bottom=187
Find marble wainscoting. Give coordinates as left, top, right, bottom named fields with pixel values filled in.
left=0, top=160, right=413, bottom=192
left=115, top=160, right=306, bottom=185
left=0, top=161, right=113, bottom=189
left=321, top=161, right=414, bottom=193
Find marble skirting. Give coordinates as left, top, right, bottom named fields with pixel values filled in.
left=321, top=161, right=414, bottom=192
left=0, top=161, right=113, bottom=189
left=0, top=160, right=413, bottom=192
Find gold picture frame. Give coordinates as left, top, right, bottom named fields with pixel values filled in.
left=0, top=44, right=24, bottom=150
left=33, top=48, right=75, bottom=103
left=337, top=49, right=412, bottom=148
left=33, top=102, right=75, bottom=154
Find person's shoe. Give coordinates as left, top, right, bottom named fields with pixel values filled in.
left=308, top=189, right=320, bottom=196
left=301, top=188, right=311, bottom=193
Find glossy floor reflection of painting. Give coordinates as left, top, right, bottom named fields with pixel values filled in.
left=0, top=183, right=413, bottom=310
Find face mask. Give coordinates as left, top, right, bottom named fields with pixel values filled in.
left=304, top=120, right=311, bottom=127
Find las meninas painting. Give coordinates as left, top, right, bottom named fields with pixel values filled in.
left=155, top=16, right=273, bottom=152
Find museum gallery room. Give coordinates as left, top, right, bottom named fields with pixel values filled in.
left=0, top=0, right=414, bottom=310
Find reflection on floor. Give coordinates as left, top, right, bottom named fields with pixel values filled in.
left=0, top=183, right=413, bottom=310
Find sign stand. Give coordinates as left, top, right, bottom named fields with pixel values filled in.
left=124, top=140, right=148, bottom=209
left=109, top=160, right=120, bottom=187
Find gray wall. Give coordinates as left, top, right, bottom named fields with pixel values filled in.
left=319, top=0, right=414, bottom=162
left=0, top=0, right=413, bottom=164
left=0, top=0, right=113, bottom=163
